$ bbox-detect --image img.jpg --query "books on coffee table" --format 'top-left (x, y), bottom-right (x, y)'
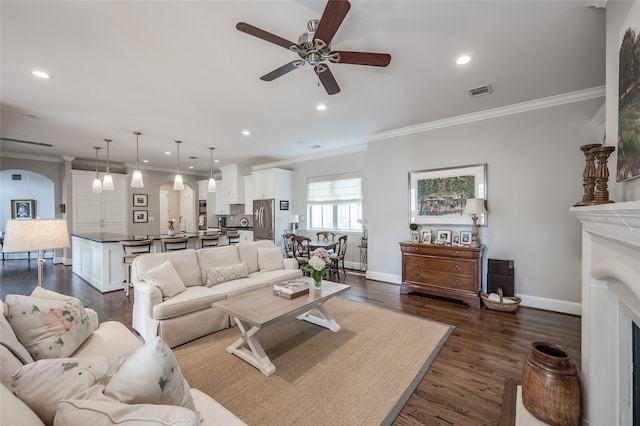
top-left (273, 280), bottom-right (310, 299)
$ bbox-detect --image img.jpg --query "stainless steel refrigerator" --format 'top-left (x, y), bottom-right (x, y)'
top-left (253, 199), bottom-right (275, 241)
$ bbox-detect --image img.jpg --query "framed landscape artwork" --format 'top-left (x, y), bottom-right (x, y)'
top-left (409, 164), bottom-right (487, 226)
top-left (617, 2), bottom-right (640, 181)
top-left (11, 199), bottom-right (36, 219)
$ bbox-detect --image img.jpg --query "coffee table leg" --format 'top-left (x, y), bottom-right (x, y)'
top-left (226, 317), bottom-right (276, 376)
top-left (297, 303), bottom-right (342, 332)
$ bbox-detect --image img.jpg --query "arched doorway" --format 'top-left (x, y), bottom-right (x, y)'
top-left (159, 183), bottom-right (195, 234)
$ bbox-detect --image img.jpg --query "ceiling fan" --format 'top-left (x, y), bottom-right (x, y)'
top-left (236, 0), bottom-right (391, 95)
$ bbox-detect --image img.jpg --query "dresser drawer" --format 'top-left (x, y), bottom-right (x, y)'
top-left (404, 255), bottom-right (473, 275)
top-left (405, 268), bottom-right (475, 291)
top-left (401, 244), bottom-right (479, 259)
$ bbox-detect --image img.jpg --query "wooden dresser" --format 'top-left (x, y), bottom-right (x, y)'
top-left (399, 242), bottom-right (484, 308)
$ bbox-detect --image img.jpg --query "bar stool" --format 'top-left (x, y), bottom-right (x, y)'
top-left (227, 232), bottom-right (240, 245)
top-left (198, 234), bottom-right (219, 248)
top-left (119, 239), bottom-right (154, 297)
top-left (161, 236), bottom-right (189, 252)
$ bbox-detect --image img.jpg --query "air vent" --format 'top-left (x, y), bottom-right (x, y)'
top-left (468, 84), bottom-right (493, 98)
top-left (0, 137), bottom-right (54, 147)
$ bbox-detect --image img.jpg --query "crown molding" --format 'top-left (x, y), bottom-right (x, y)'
top-left (367, 86), bottom-right (606, 143)
top-left (252, 143), bottom-right (368, 171)
top-left (0, 151), bottom-right (64, 163)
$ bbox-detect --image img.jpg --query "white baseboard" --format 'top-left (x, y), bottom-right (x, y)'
top-left (361, 272), bottom-right (581, 316)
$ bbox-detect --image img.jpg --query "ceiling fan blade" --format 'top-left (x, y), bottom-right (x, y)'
top-left (315, 65), bottom-right (341, 95)
top-left (334, 51), bottom-right (391, 67)
top-left (314, 0), bottom-right (351, 46)
top-left (260, 61), bottom-right (302, 81)
top-left (236, 22), bottom-right (296, 50)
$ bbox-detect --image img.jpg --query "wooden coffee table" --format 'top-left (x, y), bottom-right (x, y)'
top-left (212, 280), bottom-right (350, 376)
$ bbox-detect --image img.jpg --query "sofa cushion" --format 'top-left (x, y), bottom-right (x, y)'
top-left (191, 388), bottom-right (247, 426)
top-left (54, 399), bottom-right (199, 426)
top-left (249, 269), bottom-right (304, 286)
top-left (205, 277), bottom-right (268, 298)
top-left (206, 262), bottom-right (249, 287)
top-left (105, 336), bottom-right (197, 415)
top-left (142, 260), bottom-right (187, 298)
top-left (152, 287), bottom-right (227, 320)
top-left (133, 249), bottom-right (203, 287)
top-left (237, 240), bottom-right (276, 273)
top-left (72, 321), bottom-right (143, 358)
top-left (5, 295), bottom-right (93, 360)
top-left (0, 384), bottom-right (45, 426)
top-left (258, 247), bottom-right (284, 272)
top-left (29, 287), bottom-right (99, 330)
top-left (12, 356), bottom-right (126, 425)
top-left (196, 246), bottom-right (241, 284)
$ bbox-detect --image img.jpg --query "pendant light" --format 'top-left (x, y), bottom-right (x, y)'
top-left (207, 147), bottom-right (217, 192)
top-left (92, 147), bottom-right (102, 193)
top-left (102, 139), bottom-right (114, 190)
top-left (130, 131), bottom-right (144, 188)
top-left (173, 140), bottom-right (184, 191)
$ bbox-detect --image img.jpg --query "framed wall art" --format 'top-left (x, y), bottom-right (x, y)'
top-left (280, 200), bottom-right (289, 210)
top-left (409, 163), bottom-right (487, 226)
top-left (133, 194), bottom-right (148, 207)
top-left (133, 210), bottom-right (148, 223)
top-left (11, 199), bottom-right (36, 219)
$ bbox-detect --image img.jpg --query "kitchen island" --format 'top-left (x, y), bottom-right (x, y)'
top-left (71, 231), bottom-right (228, 293)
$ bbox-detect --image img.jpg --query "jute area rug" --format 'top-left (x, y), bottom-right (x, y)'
top-left (174, 297), bottom-right (453, 426)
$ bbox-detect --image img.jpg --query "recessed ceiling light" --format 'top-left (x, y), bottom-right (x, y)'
top-left (32, 70), bottom-right (51, 79)
top-left (143, 160), bottom-right (149, 163)
top-left (456, 56), bottom-right (471, 65)
top-left (165, 151), bottom-right (171, 155)
top-left (188, 165), bottom-right (194, 169)
top-left (316, 104), bottom-right (327, 111)
top-left (214, 159), bottom-right (219, 163)
top-left (242, 130), bottom-right (250, 136)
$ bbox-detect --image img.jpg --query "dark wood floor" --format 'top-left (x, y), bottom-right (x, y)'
top-left (1, 259), bottom-right (581, 425)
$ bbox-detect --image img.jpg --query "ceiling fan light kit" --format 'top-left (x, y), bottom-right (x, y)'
top-left (236, 0), bottom-right (391, 95)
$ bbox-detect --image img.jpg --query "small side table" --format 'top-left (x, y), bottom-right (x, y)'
top-left (358, 244), bottom-right (367, 271)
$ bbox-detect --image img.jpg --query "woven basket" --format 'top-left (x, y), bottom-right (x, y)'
top-left (481, 287), bottom-right (521, 312)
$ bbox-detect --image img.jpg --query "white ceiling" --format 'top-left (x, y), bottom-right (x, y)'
top-left (0, 1), bottom-right (605, 175)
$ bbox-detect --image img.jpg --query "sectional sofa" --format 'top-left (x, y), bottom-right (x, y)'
top-left (130, 239), bottom-right (303, 348)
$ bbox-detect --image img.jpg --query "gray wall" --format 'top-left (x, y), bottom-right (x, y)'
top-left (363, 98), bottom-right (603, 314)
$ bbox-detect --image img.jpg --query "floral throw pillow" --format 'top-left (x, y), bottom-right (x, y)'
top-left (5, 295), bottom-right (93, 360)
top-left (206, 262), bottom-right (249, 287)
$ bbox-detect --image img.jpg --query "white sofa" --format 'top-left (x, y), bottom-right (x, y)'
top-left (131, 239), bottom-right (303, 348)
top-left (0, 288), bottom-right (245, 426)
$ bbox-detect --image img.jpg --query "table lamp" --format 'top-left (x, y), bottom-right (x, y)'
top-left (462, 199), bottom-right (487, 248)
top-left (290, 215), bottom-right (299, 234)
top-left (2, 219), bottom-right (71, 287)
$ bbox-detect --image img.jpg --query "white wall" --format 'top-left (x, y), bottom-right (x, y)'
top-left (364, 98), bottom-right (603, 313)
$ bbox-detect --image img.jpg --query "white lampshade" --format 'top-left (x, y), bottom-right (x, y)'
top-left (462, 198), bottom-right (487, 216)
top-left (102, 173), bottom-right (114, 191)
top-left (208, 177), bottom-right (217, 192)
top-left (174, 174), bottom-right (184, 191)
top-left (92, 176), bottom-right (102, 193)
top-left (131, 169), bottom-right (144, 188)
top-left (290, 215), bottom-right (299, 224)
top-left (3, 219), bottom-right (71, 253)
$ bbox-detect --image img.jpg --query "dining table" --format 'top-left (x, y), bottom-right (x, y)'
top-left (308, 239), bottom-right (338, 253)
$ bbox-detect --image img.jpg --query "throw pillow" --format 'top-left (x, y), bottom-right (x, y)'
top-left (54, 399), bottom-right (198, 426)
top-left (258, 247), bottom-right (284, 272)
top-left (12, 356), bottom-right (126, 425)
top-left (5, 295), bottom-right (94, 360)
top-left (104, 336), bottom-right (197, 414)
top-left (205, 262), bottom-right (249, 287)
top-left (141, 260), bottom-right (187, 298)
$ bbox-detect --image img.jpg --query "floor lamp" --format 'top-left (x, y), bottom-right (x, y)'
top-left (2, 219), bottom-right (71, 287)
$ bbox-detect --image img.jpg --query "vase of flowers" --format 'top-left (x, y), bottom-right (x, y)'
top-left (303, 248), bottom-right (332, 289)
top-left (167, 218), bottom-right (176, 236)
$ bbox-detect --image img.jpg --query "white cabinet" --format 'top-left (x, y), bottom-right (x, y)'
top-left (214, 179), bottom-right (230, 215)
top-left (243, 175), bottom-right (253, 215)
top-left (219, 164), bottom-right (245, 205)
top-left (72, 171), bottom-right (128, 234)
top-left (197, 180), bottom-right (207, 201)
top-left (251, 168), bottom-right (293, 200)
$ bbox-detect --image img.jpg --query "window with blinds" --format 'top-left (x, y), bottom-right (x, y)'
top-left (307, 174), bottom-right (362, 231)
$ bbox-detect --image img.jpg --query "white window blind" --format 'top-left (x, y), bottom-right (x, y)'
top-left (307, 174), bottom-right (362, 231)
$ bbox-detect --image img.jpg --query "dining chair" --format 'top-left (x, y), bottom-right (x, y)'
top-left (161, 236), bottom-right (189, 252)
top-left (227, 232), bottom-right (240, 245)
top-left (291, 235), bottom-right (312, 271)
top-left (329, 235), bottom-right (348, 277)
top-left (282, 232), bottom-right (295, 258)
top-left (316, 231), bottom-right (336, 242)
top-left (198, 234), bottom-right (219, 248)
top-left (119, 239), bottom-right (154, 297)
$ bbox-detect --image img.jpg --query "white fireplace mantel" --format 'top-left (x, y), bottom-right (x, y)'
top-left (571, 201), bottom-right (640, 425)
